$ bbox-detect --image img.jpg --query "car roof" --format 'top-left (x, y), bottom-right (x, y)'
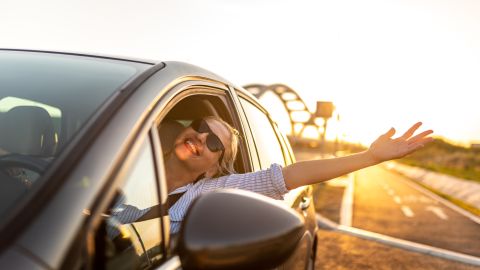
top-left (0, 48), bottom-right (254, 99)
top-left (0, 48), bottom-right (158, 65)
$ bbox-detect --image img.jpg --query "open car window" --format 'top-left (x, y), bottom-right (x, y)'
top-left (157, 92), bottom-right (248, 175)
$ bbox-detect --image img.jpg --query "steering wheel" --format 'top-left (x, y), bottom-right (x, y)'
top-left (0, 154), bottom-right (49, 173)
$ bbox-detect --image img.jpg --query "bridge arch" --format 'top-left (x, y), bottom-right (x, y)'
top-left (243, 84), bottom-right (319, 140)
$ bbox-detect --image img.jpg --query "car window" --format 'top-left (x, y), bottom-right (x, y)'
top-left (94, 140), bottom-right (164, 269)
top-left (239, 97), bottom-right (286, 169)
top-left (272, 120), bottom-right (296, 165)
top-left (159, 92), bottom-right (247, 174)
top-left (0, 50), bottom-right (152, 222)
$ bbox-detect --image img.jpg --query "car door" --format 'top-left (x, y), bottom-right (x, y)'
top-left (79, 80), bottom-right (236, 270)
top-left (149, 79), bottom-right (312, 269)
top-left (235, 91), bottom-right (318, 270)
top-left (152, 81), bottom-right (253, 179)
top-left (144, 80), bottom-right (252, 269)
top-left (78, 137), bottom-right (167, 270)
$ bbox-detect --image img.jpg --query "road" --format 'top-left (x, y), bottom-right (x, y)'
top-left (293, 147), bottom-right (480, 268)
top-left (353, 165), bottom-right (480, 257)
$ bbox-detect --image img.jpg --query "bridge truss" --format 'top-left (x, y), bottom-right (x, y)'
top-left (243, 83), bottom-right (323, 142)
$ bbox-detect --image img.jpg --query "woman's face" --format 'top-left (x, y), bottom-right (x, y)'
top-left (173, 118), bottom-right (230, 177)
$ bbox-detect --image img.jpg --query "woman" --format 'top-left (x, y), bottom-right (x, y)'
top-left (164, 116), bottom-right (433, 233)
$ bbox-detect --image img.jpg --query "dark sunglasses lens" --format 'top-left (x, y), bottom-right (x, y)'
top-left (191, 119), bottom-right (225, 152)
top-left (206, 135), bottom-right (224, 152)
top-left (190, 119), bottom-right (203, 132)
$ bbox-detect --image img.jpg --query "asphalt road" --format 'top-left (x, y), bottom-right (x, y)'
top-left (314, 229), bottom-right (480, 270)
top-left (293, 147), bottom-right (480, 268)
top-left (353, 166), bottom-right (480, 257)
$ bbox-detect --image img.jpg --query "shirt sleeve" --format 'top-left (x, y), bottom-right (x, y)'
top-left (200, 163), bottom-right (288, 199)
top-left (168, 163), bottom-right (288, 233)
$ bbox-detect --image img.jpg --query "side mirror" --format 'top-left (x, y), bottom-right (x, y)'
top-left (177, 189), bottom-right (305, 270)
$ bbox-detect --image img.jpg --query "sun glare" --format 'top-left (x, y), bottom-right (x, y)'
top-left (258, 92), bottom-right (354, 144)
top-left (257, 90), bottom-right (418, 147)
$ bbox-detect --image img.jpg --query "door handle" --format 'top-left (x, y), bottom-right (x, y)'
top-left (300, 197), bottom-right (311, 211)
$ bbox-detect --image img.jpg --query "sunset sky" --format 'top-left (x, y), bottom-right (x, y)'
top-left (2, 0), bottom-right (479, 146)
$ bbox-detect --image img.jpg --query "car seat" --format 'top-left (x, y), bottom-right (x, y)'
top-left (0, 106), bottom-right (55, 156)
top-left (158, 119), bottom-right (185, 154)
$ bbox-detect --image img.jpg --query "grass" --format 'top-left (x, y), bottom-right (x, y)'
top-left (400, 159), bottom-right (480, 184)
top-left (399, 138), bottom-right (480, 184)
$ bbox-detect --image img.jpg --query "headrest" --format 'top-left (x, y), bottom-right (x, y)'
top-left (158, 119), bottom-right (185, 153)
top-left (0, 106), bottom-right (55, 156)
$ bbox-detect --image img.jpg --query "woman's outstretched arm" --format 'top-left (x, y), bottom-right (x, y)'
top-left (282, 122), bottom-right (434, 190)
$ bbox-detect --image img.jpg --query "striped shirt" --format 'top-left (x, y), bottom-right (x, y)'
top-left (110, 163), bottom-right (287, 235)
top-left (169, 163), bottom-right (287, 233)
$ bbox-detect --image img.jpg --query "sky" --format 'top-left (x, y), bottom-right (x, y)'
top-left (2, 0), bottom-right (479, 146)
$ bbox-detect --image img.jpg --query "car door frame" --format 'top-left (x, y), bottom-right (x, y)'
top-left (232, 88), bottom-right (318, 269)
top-left (61, 76), bottom-right (244, 269)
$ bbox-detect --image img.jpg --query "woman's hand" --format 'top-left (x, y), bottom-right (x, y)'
top-left (283, 122), bottom-right (434, 190)
top-left (367, 122), bottom-right (434, 163)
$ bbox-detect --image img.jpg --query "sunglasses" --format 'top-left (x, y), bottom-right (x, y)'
top-left (190, 119), bottom-right (225, 162)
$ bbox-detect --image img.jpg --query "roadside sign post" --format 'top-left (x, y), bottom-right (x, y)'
top-left (315, 101), bottom-right (334, 153)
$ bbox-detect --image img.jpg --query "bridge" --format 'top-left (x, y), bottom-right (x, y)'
top-left (245, 83), bottom-right (480, 268)
top-left (243, 83), bottom-right (335, 149)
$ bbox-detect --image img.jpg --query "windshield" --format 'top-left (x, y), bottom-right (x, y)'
top-left (0, 50), bottom-right (152, 218)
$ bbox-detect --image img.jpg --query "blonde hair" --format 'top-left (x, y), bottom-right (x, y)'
top-left (203, 116), bottom-right (240, 178)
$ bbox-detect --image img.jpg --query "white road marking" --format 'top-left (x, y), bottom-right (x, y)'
top-left (401, 206), bottom-right (415, 217)
top-left (383, 166), bottom-right (480, 225)
top-left (393, 196), bottom-right (402, 204)
top-left (426, 206), bottom-right (449, 220)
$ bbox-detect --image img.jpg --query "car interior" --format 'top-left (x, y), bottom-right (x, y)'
top-left (1, 106), bottom-right (56, 157)
top-left (0, 98), bottom-right (59, 177)
top-left (158, 94), bottom-right (247, 174)
top-left (0, 102), bottom-right (57, 216)
top-left (94, 94), bottom-right (251, 269)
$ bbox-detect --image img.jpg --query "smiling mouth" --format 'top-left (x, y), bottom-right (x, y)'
top-left (185, 139), bottom-right (199, 156)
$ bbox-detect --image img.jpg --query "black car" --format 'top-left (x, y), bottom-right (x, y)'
top-left (0, 49), bottom-right (318, 270)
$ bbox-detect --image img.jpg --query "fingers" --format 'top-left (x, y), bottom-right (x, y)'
top-left (406, 141), bottom-right (426, 153)
top-left (407, 130), bottom-right (434, 144)
top-left (406, 137), bottom-right (434, 153)
top-left (400, 122), bottom-right (422, 139)
top-left (419, 136), bottom-right (435, 145)
top-left (381, 127), bottom-right (396, 139)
